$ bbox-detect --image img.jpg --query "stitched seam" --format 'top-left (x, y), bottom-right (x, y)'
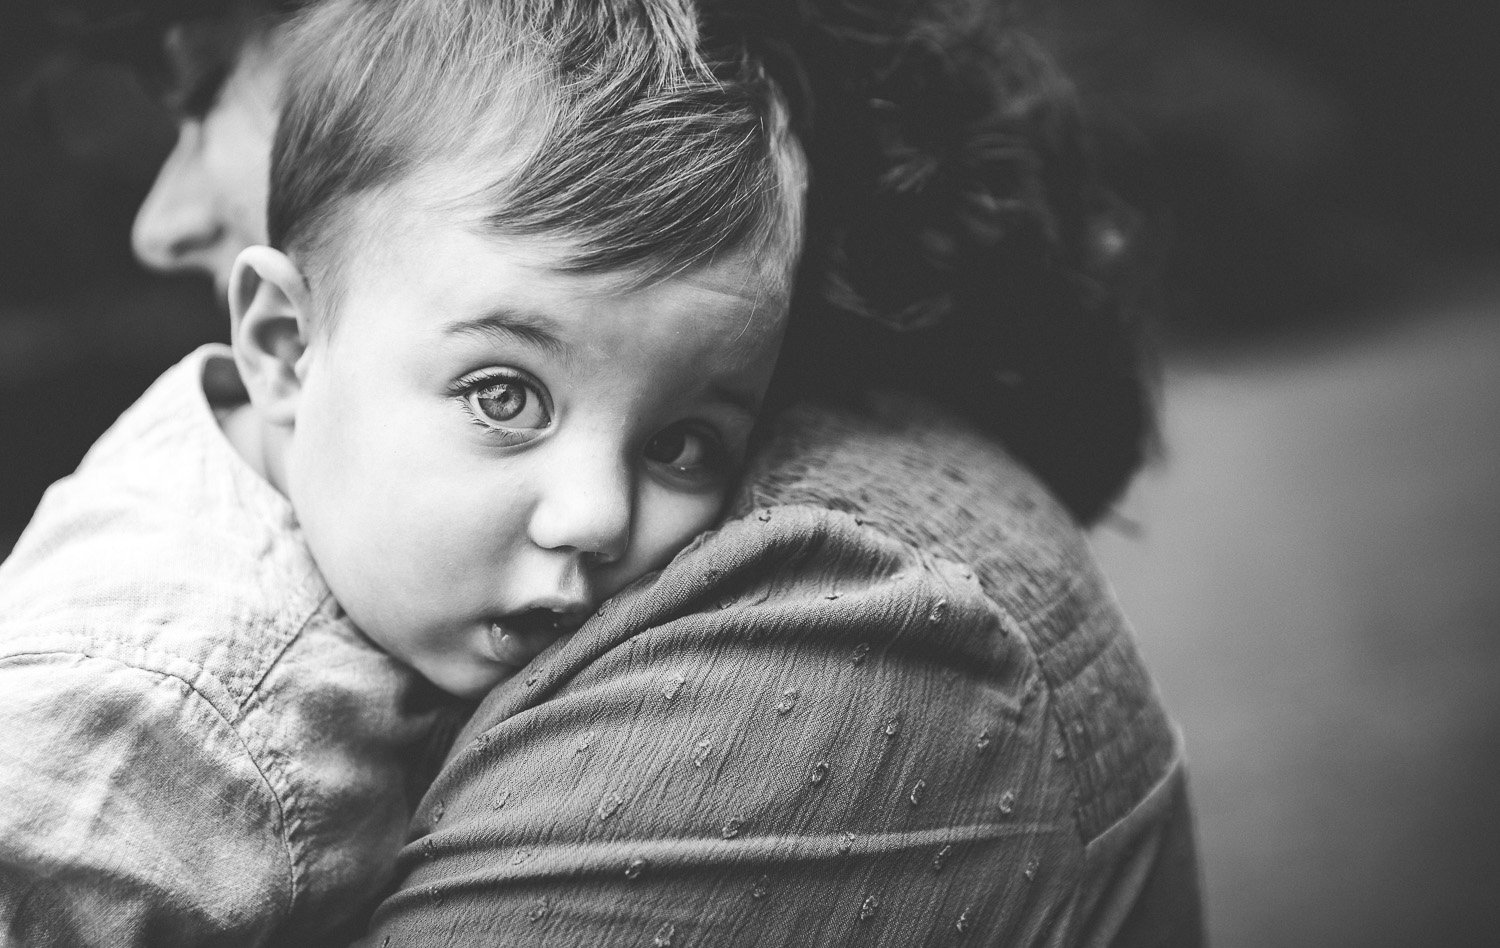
top-left (0, 649), bottom-right (298, 923)
top-left (233, 594), bottom-right (342, 912)
top-left (972, 576), bottom-right (1096, 849)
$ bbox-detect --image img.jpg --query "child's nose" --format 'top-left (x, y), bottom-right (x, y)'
top-left (131, 123), bottom-right (224, 276)
top-left (526, 450), bottom-right (633, 563)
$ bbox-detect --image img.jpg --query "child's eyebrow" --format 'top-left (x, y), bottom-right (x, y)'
top-left (441, 309), bottom-right (567, 355)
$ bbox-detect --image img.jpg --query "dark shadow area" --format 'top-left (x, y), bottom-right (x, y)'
top-left (1, 2), bottom-right (224, 542)
top-left (1056, 0), bottom-right (1500, 355)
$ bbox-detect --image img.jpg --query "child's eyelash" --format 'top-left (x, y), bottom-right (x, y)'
top-left (447, 367), bottom-right (524, 397)
top-left (459, 403), bottom-right (503, 432)
top-left (454, 396), bottom-right (535, 445)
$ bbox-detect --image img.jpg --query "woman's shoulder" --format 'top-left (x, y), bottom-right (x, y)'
top-left (727, 395), bottom-right (1178, 843)
top-left (735, 393), bottom-right (1097, 617)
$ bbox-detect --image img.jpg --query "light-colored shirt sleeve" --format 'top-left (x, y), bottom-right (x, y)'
top-left (0, 651), bottom-right (292, 947)
top-left (0, 346), bottom-right (464, 947)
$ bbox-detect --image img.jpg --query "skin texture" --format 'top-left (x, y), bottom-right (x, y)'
top-left (226, 187), bottom-right (789, 699)
top-left (131, 25), bottom-right (280, 296)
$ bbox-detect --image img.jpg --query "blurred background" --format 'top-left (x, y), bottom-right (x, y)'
top-left (2, 1), bottom-right (1497, 944)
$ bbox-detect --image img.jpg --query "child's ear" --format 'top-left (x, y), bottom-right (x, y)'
top-left (228, 246), bottom-right (314, 427)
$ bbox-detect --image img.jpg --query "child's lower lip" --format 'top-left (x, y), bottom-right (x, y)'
top-left (485, 621), bottom-right (540, 668)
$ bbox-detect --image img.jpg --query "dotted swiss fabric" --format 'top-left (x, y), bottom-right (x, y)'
top-left (363, 392), bottom-right (1197, 947)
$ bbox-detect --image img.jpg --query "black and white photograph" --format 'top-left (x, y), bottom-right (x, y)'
top-left (1, 0), bottom-right (1496, 944)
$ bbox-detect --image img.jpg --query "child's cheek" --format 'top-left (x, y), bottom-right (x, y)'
top-left (634, 487), bottom-right (726, 575)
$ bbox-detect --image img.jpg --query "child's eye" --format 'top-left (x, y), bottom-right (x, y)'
top-left (643, 422), bottom-right (728, 488)
top-left (460, 371), bottom-right (551, 440)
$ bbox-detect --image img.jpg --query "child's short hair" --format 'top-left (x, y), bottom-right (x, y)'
top-left (268, 0), bottom-right (806, 323)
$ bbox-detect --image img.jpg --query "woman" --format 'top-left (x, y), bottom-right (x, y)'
top-left (116, 0), bottom-right (1202, 943)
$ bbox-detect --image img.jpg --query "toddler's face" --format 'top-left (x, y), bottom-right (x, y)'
top-left (283, 199), bottom-right (788, 699)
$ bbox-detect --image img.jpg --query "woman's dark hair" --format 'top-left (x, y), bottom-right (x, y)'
top-left (703, 0), bottom-right (1158, 525)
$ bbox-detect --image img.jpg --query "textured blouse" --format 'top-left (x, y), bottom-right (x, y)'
top-left (361, 392), bottom-right (1204, 947)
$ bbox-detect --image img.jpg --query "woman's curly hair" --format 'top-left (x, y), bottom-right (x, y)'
top-left (702, 0), bottom-right (1158, 525)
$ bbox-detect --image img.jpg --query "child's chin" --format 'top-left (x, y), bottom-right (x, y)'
top-left (423, 661), bottom-right (504, 701)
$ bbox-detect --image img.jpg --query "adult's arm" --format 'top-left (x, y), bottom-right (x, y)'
top-left (362, 400), bottom-right (1204, 946)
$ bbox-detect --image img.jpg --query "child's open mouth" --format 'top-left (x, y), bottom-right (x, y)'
top-left (487, 608), bottom-right (587, 669)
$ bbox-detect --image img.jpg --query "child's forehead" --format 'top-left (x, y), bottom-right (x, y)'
top-left (346, 176), bottom-right (791, 305)
top-left (314, 184), bottom-right (791, 381)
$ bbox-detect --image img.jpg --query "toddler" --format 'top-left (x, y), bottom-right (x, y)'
top-left (0, 0), bottom-right (805, 944)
